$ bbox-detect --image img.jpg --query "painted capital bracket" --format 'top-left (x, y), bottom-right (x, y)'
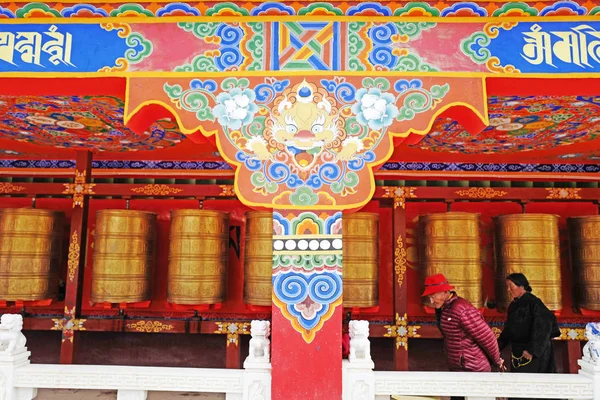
top-left (127, 76), bottom-right (485, 211)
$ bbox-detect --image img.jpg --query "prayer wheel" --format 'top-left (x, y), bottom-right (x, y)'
top-left (494, 214), bottom-right (562, 310)
top-left (167, 210), bottom-right (230, 304)
top-left (343, 213), bottom-right (379, 307)
top-left (244, 211), bottom-right (273, 306)
top-left (418, 212), bottom-right (482, 308)
top-left (568, 216), bottom-right (600, 311)
top-left (91, 210), bottom-right (157, 303)
top-left (0, 208), bottom-right (65, 301)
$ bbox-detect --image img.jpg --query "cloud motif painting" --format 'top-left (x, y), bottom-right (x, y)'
top-left (160, 76), bottom-right (452, 210)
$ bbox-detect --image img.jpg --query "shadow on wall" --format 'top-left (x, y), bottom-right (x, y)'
top-left (23, 330), bottom-right (229, 368)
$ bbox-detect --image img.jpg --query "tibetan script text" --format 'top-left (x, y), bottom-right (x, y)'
top-left (0, 25), bottom-right (74, 67)
top-left (522, 24), bottom-right (600, 68)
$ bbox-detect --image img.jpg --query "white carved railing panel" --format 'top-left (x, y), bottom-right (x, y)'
top-left (0, 316), bottom-right (272, 400)
top-left (373, 371), bottom-right (594, 399)
top-left (1, 315), bottom-right (599, 400)
top-left (346, 321), bottom-right (600, 400)
top-left (14, 364), bottom-right (244, 392)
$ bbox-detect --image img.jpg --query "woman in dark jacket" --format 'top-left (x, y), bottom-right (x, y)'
top-left (498, 273), bottom-right (558, 374)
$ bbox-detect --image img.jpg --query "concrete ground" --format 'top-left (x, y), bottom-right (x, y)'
top-left (35, 390), bottom-right (224, 399)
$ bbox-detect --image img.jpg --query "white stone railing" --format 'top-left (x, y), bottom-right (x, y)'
top-left (345, 320), bottom-right (600, 400)
top-left (2, 314), bottom-right (600, 400)
top-left (0, 315), bottom-right (272, 400)
top-left (15, 364), bottom-right (246, 400)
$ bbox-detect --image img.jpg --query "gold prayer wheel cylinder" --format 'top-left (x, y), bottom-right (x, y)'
top-left (91, 210), bottom-right (157, 303)
top-left (494, 214), bottom-right (562, 311)
top-left (343, 213), bottom-right (379, 307)
top-left (418, 212), bottom-right (483, 308)
top-left (568, 216), bottom-right (600, 311)
top-left (0, 208), bottom-right (65, 301)
top-left (244, 211), bottom-right (273, 306)
top-left (167, 210), bottom-right (230, 304)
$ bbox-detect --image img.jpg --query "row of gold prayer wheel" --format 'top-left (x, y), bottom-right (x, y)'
top-left (92, 210), bottom-right (379, 306)
top-left (245, 212), bottom-right (379, 307)
top-left (0, 208), bottom-right (380, 307)
top-left (91, 209), bottom-right (230, 304)
top-left (4, 207), bottom-right (598, 311)
top-left (419, 212), bottom-right (600, 311)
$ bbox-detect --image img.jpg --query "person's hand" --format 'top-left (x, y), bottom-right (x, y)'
top-left (522, 350), bottom-right (533, 360)
top-left (497, 358), bottom-right (506, 372)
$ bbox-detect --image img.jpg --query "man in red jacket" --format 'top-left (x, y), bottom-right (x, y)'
top-left (423, 274), bottom-right (504, 389)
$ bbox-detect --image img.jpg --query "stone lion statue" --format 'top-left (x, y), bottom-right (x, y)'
top-left (0, 314), bottom-right (27, 354)
top-left (349, 320), bottom-right (371, 362)
top-left (248, 320), bottom-right (270, 363)
top-left (583, 322), bottom-right (600, 365)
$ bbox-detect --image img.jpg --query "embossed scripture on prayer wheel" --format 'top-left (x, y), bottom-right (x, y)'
top-left (168, 210), bottom-right (230, 304)
top-left (418, 212), bottom-right (482, 308)
top-left (568, 216), bottom-right (600, 311)
top-left (0, 208), bottom-right (65, 301)
top-left (494, 214), bottom-right (562, 310)
top-left (244, 211), bottom-right (273, 306)
top-left (91, 210), bottom-right (157, 303)
top-left (343, 213), bottom-right (379, 307)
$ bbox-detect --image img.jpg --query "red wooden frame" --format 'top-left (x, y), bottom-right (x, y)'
top-left (0, 156), bottom-right (595, 371)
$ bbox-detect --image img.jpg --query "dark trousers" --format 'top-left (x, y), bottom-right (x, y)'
top-left (509, 349), bottom-right (556, 400)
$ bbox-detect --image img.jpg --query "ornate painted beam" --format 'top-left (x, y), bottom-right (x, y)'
top-left (4, 7), bottom-right (600, 399)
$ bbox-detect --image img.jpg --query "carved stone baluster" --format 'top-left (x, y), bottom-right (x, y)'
top-left (0, 314), bottom-right (37, 400)
top-left (344, 320), bottom-right (375, 400)
top-left (243, 320), bottom-right (271, 400)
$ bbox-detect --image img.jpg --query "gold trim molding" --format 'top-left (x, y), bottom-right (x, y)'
top-left (455, 187), bottom-right (507, 199)
top-left (131, 184), bottom-right (183, 196)
top-left (384, 313), bottom-right (420, 350)
top-left (63, 170), bottom-right (95, 208)
top-left (215, 321), bottom-right (251, 347)
top-left (557, 327), bottom-right (586, 340)
top-left (127, 320), bottom-right (174, 333)
top-left (394, 236), bottom-right (407, 289)
top-left (52, 307), bottom-right (86, 343)
top-left (382, 187), bottom-right (417, 209)
top-left (0, 182), bottom-right (25, 194)
top-left (546, 188), bottom-right (582, 200)
top-left (67, 232), bottom-right (80, 282)
top-left (219, 185), bottom-right (236, 196)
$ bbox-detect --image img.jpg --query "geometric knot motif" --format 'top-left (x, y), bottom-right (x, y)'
top-left (271, 22), bottom-right (341, 70)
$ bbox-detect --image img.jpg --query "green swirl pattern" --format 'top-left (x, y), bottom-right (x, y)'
top-left (274, 254), bottom-right (343, 270)
top-left (290, 187), bottom-right (319, 206)
top-left (397, 84), bottom-right (450, 121)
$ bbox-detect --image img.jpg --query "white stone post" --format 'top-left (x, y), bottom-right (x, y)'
top-left (579, 358), bottom-right (600, 400)
top-left (580, 322), bottom-right (600, 400)
top-left (117, 390), bottom-right (148, 400)
top-left (0, 314), bottom-right (37, 400)
top-left (343, 320), bottom-right (375, 400)
top-left (241, 320), bottom-right (271, 400)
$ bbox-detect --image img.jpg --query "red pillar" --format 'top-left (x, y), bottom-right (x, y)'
top-left (271, 210), bottom-right (343, 399)
top-left (392, 201), bottom-right (409, 370)
top-left (60, 150), bottom-right (93, 364)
